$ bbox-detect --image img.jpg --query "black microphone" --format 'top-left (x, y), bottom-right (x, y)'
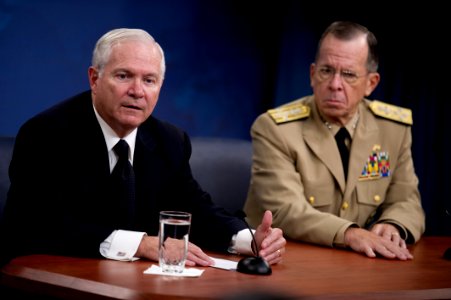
top-left (234, 210), bottom-right (272, 275)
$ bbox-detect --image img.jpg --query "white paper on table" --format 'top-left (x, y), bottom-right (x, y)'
top-left (143, 265), bottom-right (204, 277)
top-left (210, 257), bottom-right (238, 270)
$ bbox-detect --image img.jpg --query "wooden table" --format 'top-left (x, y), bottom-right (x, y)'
top-left (1, 236), bottom-right (450, 299)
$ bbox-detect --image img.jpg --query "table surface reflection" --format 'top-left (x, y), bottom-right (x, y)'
top-left (1, 236), bottom-right (451, 299)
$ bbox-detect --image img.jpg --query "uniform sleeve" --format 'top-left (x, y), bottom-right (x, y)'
top-left (375, 126), bottom-right (425, 243)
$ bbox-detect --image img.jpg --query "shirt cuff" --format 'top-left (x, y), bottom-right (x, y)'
top-left (99, 229), bottom-right (146, 261)
top-left (228, 228), bottom-right (254, 255)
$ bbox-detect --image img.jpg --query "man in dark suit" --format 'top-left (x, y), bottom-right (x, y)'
top-left (1, 28), bottom-right (285, 266)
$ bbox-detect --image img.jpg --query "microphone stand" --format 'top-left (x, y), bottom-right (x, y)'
top-left (235, 211), bottom-right (272, 275)
top-left (242, 213), bottom-right (259, 256)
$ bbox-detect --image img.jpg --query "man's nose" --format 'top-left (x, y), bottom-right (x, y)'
top-left (328, 72), bottom-right (344, 89)
top-left (129, 79), bottom-right (145, 98)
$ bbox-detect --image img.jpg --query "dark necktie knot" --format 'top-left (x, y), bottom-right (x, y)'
top-left (335, 127), bottom-right (350, 180)
top-left (335, 127), bottom-right (350, 144)
top-left (113, 140), bottom-right (132, 179)
top-left (114, 139), bottom-right (130, 162)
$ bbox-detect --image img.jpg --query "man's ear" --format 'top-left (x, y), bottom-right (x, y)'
top-left (365, 72), bottom-right (380, 97)
top-left (88, 67), bottom-right (99, 90)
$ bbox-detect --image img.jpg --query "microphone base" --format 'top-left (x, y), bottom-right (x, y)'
top-left (236, 256), bottom-right (272, 275)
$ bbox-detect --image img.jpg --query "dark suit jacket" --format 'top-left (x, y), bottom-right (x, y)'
top-left (1, 91), bottom-right (245, 263)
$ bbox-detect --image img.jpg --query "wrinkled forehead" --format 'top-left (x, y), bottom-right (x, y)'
top-left (317, 35), bottom-right (368, 68)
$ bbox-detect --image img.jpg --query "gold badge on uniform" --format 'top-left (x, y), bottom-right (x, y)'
top-left (359, 145), bottom-right (390, 180)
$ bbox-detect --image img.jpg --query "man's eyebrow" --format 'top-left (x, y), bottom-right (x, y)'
top-left (113, 68), bottom-right (131, 73)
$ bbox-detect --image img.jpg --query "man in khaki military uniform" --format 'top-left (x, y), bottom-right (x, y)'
top-left (244, 21), bottom-right (425, 260)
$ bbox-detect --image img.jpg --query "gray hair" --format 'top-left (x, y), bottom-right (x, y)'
top-left (315, 21), bottom-right (379, 73)
top-left (92, 28), bottom-right (166, 79)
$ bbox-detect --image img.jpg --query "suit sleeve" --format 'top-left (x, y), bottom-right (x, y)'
top-left (2, 109), bottom-right (116, 261)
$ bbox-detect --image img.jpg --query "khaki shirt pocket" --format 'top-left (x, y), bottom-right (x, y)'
top-left (356, 178), bottom-right (390, 226)
top-left (303, 182), bottom-right (340, 213)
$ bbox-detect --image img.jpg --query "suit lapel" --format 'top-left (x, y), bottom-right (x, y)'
top-left (303, 102), bottom-right (346, 191)
top-left (76, 93), bottom-right (110, 177)
top-left (133, 123), bottom-right (162, 223)
top-left (344, 101), bottom-right (379, 197)
top-left (134, 124), bottom-right (158, 192)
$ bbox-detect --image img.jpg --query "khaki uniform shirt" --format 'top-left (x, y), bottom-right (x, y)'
top-left (244, 96), bottom-right (425, 246)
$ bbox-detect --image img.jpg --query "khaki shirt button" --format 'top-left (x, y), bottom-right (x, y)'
top-left (374, 195), bottom-right (381, 202)
top-left (342, 201), bottom-right (349, 210)
top-left (308, 196), bottom-right (315, 205)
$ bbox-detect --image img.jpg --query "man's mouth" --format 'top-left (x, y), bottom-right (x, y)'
top-left (123, 104), bottom-right (141, 110)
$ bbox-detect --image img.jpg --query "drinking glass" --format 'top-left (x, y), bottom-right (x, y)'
top-left (158, 211), bottom-right (191, 273)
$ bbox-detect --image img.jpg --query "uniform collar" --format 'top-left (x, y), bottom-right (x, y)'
top-left (322, 111), bottom-right (360, 138)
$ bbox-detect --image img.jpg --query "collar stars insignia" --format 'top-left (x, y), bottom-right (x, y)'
top-left (369, 100), bottom-right (413, 125)
top-left (268, 103), bottom-right (310, 124)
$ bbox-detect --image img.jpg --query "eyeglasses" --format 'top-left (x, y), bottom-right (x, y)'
top-left (316, 66), bottom-right (367, 84)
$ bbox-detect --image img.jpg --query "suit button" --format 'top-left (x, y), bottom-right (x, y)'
top-left (342, 201), bottom-right (349, 210)
top-left (308, 196), bottom-right (315, 205)
top-left (374, 195), bottom-right (381, 202)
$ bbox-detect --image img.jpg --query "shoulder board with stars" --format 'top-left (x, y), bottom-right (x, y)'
top-left (267, 103), bottom-right (310, 124)
top-left (369, 100), bottom-right (413, 125)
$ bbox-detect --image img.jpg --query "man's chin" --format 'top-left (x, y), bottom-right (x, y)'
top-left (118, 115), bottom-right (144, 129)
top-left (321, 107), bottom-right (348, 122)
top-left (322, 105), bottom-right (344, 115)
